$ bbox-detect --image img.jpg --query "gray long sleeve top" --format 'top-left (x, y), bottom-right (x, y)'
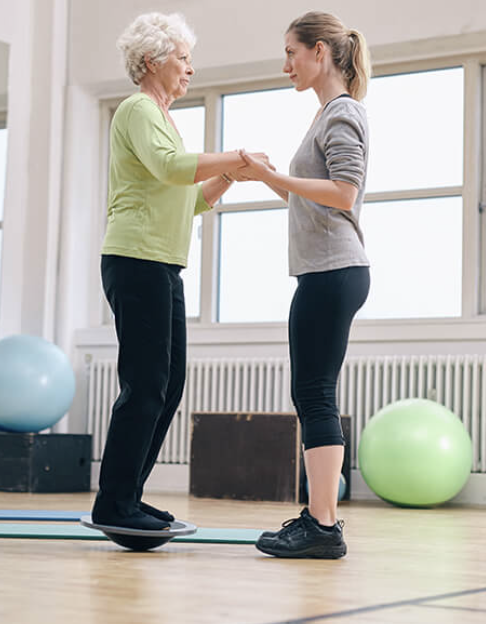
top-left (288, 95), bottom-right (370, 276)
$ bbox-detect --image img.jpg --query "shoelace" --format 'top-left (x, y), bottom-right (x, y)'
top-left (278, 513), bottom-right (306, 536)
top-left (280, 514), bottom-right (345, 532)
top-left (281, 516), bottom-right (301, 529)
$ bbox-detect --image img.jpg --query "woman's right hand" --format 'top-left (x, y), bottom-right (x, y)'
top-left (236, 152), bottom-right (270, 167)
top-left (228, 152), bottom-right (275, 181)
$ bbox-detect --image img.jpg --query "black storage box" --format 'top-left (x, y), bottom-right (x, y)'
top-left (190, 412), bottom-right (352, 504)
top-left (0, 433), bottom-right (92, 492)
top-left (190, 412), bottom-right (301, 502)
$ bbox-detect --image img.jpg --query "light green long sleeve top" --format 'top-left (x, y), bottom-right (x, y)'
top-left (102, 92), bottom-right (211, 266)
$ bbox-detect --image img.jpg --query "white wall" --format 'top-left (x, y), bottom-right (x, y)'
top-left (0, 0), bottom-right (35, 337)
top-left (68, 0), bottom-right (486, 86)
top-left (0, 0), bottom-right (68, 343)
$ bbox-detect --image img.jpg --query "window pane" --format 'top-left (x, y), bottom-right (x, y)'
top-left (219, 209), bottom-right (295, 322)
top-left (183, 214), bottom-right (202, 318)
top-left (171, 105), bottom-right (205, 317)
top-left (171, 105), bottom-right (205, 153)
top-left (0, 128), bottom-right (7, 220)
top-left (365, 68), bottom-right (464, 193)
top-left (222, 88), bottom-right (318, 203)
top-left (358, 196), bottom-right (462, 319)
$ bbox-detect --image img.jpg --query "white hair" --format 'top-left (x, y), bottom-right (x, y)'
top-left (117, 12), bottom-right (196, 86)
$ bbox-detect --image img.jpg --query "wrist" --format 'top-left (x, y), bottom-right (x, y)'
top-left (235, 148), bottom-right (246, 168)
top-left (262, 168), bottom-right (276, 183)
top-left (220, 173), bottom-right (233, 184)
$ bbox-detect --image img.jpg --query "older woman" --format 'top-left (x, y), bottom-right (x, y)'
top-left (239, 12), bottom-right (371, 558)
top-left (92, 12), bottom-right (266, 530)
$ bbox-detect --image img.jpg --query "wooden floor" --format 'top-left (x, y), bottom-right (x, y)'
top-left (0, 492), bottom-right (485, 624)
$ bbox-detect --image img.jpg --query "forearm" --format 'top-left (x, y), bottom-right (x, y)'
top-left (262, 171), bottom-right (357, 211)
top-left (201, 175), bottom-right (233, 207)
top-left (265, 181), bottom-right (289, 203)
top-left (194, 152), bottom-right (244, 183)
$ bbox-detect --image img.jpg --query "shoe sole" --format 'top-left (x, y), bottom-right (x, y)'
top-left (255, 542), bottom-right (347, 559)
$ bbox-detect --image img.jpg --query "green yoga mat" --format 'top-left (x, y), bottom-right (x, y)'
top-left (0, 523), bottom-right (263, 544)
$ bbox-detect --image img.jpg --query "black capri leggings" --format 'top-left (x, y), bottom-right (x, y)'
top-left (289, 266), bottom-right (370, 450)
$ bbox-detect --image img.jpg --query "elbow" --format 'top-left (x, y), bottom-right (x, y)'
top-left (332, 193), bottom-right (354, 211)
top-left (159, 151), bottom-right (200, 185)
top-left (158, 167), bottom-right (195, 186)
top-left (341, 199), bottom-right (355, 211)
top-left (334, 180), bottom-right (359, 211)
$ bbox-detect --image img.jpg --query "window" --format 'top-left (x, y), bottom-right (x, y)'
top-left (365, 68), bottom-right (464, 193)
top-left (221, 87), bottom-right (317, 203)
top-left (217, 87), bottom-right (320, 322)
top-left (480, 65), bottom-right (486, 314)
top-left (0, 121), bottom-right (7, 282)
top-left (219, 208), bottom-right (294, 322)
top-left (218, 68), bottom-right (465, 322)
top-left (360, 196), bottom-right (462, 318)
top-left (359, 67), bottom-right (464, 319)
top-left (170, 104), bottom-right (205, 318)
top-left (98, 51), bottom-right (483, 335)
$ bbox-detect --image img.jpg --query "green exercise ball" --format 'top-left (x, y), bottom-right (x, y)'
top-left (358, 398), bottom-right (473, 507)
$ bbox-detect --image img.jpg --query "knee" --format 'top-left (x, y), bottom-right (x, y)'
top-left (293, 377), bottom-right (337, 412)
top-left (303, 414), bottom-right (345, 448)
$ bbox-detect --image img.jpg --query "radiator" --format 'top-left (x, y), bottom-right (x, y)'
top-left (87, 358), bottom-right (292, 464)
top-left (86, 355), bottom-right (486, 473)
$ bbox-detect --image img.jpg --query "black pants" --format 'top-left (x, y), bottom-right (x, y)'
top-left (289, 266), bottom-right (370, 450)
top-left (96, 254), bottom-right (186, 515)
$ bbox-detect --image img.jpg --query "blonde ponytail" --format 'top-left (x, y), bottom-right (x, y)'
top-left (347, 29), bottom-right (371, 100)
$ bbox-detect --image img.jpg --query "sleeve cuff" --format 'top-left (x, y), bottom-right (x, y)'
top-left (194, 184), bottom-right (212, 215)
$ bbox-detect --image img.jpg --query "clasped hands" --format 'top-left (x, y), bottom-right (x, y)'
top-left (226, 149), bottom-right (276, 183)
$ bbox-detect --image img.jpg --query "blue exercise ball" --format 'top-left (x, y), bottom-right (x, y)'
top-left (305, 473), bottom-right (347, 501)
top-left (338, 474), bottom-right (347, 501)
top-left (358, 398), bottom-right (473, 507)
top-left (0, 335), bottom-right (75, 433)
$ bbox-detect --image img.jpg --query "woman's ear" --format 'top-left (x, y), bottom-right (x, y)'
top-left (144, 53), bottom-right (155, 74)
top-left (315, 41), bottom-right (327, 60)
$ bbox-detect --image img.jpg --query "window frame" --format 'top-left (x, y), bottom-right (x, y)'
top-left (95, 46), bottom-right (486, 346)
top-left (0, 111), bottom-right (6, 248)
top-left (479, 64), bottom-right (486, 314)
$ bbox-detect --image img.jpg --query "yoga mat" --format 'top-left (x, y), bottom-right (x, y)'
top-left (0, 523), bottom-right (263, 544)
top-left (0, 510), bottom-right (86, 521)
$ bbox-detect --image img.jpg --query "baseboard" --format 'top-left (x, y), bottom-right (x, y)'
top-left (350, 469), bottom-right (486, 506)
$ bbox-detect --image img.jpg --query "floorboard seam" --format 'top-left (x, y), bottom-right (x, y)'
top-left (264, 586), bottom-right (486, 624)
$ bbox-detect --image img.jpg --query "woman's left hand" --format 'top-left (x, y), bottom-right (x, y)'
top-left (238, 149), bottom-right (275, 181)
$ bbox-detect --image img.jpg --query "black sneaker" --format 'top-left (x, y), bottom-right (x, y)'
top-left (256, 508), bottom-right (346, 559)
top-left (139, 501), bottom-right (175, 523)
